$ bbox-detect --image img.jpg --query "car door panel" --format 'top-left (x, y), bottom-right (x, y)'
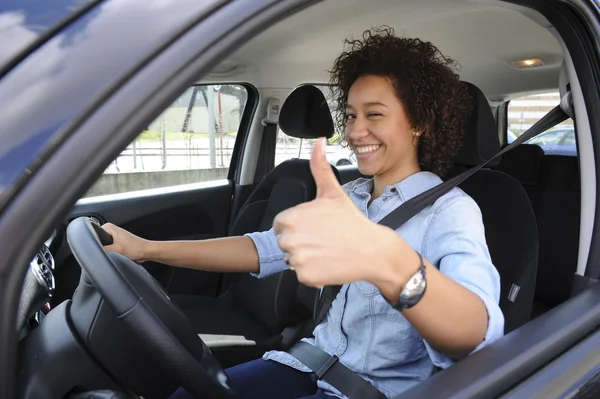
top-left (500, 328), bottom-right (600, 399)
top-left (73, 183), bottom-right (232, 241)
top-left (50, 181), bottom-right (234, 306)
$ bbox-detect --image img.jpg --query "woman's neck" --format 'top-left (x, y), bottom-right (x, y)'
top-left (371, 163), bottom-right (421, 201)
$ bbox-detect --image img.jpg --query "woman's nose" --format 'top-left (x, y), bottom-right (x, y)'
top-left (346, 116), bottom-right (369, 142)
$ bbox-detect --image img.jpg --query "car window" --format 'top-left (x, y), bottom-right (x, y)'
top-left (527, 130), bottom-right (568, 145)
top-left (84, 84), bottom-right (248, 198)
top-left (274, 85), bottom-right (354, 167)
top-left (508, 92), bottom-right (575, 156)
top-left (563, 130), bottom-right (576, 146)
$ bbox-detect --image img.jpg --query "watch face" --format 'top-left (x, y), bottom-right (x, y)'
top-left (392, 260), bottom-right (427, 311)
top-left (396, 268), bottom-right (427, 311)
top-left (403, 270), bottom-right (426, 298)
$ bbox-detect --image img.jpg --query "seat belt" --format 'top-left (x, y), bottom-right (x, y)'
top-left (291, 105), bottom-right (568, 399)
top-left (254, 98), bottom-right (281, 184)
top-left (254, 122), bottom-right (277, 184)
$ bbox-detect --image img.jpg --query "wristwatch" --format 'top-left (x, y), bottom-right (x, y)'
top-left (392, 251), bottom-right (427, 311)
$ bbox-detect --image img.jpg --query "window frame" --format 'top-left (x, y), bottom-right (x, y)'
top-left (2, 0), bottom-right (600, 398)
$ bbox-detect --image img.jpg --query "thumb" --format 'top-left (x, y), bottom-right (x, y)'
top-left (310, 138), bottom-right (344, 198)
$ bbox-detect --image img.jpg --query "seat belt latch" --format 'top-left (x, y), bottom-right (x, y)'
top-left (262, 97), bottom-right (281, 126)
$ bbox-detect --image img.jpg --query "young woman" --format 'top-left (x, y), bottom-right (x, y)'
top-left (104, 28), bottom-right (504, 399)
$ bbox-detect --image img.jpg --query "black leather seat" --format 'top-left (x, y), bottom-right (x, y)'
top-left (495, 145), bottom-right (581, 317)
top-left (173, 85), bottom-right (338, 367)
top-left (534, 155), bottom-right (581, 315)
top-left (449, 82), bottom-right (539, 333)
top-left (495, 144), bottom-right (545, 217)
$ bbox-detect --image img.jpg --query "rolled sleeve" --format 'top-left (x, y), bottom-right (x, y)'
top-left (422, 192), bottom-right (505, 369)
top-left (244, 228), bottom-right (289, 279)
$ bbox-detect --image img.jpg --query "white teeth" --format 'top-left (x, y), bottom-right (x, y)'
top-left (355, 145), bottom-right (380, 154)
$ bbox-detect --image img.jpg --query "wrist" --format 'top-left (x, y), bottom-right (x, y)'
top-left (367, 226), bottom-right (418, 304)
top-left (139, 239), bottom-right (155, 261)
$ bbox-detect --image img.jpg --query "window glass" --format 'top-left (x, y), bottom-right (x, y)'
top-left (508, 92), bottom-right (575, 156)
top-left (84, 84), bottom-right (248, 197)
top-left (527, 130), bottom-right (567, 146)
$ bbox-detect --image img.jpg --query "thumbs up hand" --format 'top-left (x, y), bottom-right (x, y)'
top-left (309, 138), bottom-right (350, 200)
top-left (273, 138), bottom-right (407, 288)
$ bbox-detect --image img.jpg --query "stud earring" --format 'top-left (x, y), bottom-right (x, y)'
top-left (412, 130), bottom-right (421, 137)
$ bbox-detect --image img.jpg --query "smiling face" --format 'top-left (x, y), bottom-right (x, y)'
top-left (345, 75), bottom-right (420, 185)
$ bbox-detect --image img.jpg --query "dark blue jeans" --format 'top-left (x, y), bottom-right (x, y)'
top-left (169, 358), bottom-right (331, 399)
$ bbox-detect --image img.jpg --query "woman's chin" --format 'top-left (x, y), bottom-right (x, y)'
top-left (357, 163), bottom-right (378, 177)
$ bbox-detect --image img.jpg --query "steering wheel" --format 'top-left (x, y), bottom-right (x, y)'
top-left (66, 217), bottom-right (236, 398)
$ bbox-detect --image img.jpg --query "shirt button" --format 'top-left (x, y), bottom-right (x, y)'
top-left (390, 187), bottom-right (397, 193)
top-left (383, 197), bottom-right (388, 201)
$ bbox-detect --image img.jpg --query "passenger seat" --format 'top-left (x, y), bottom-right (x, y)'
top-left (494, 144), bottom-right (581, 316)
top-left (448, 82), bottom-right (539, 333)
top-left (495, 144), bottom-right (545, 216)
top-left (172, 85), bottom-right (339, 368)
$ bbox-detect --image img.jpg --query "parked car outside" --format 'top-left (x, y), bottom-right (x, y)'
top-left (508, 126), bottom-right (576, 156)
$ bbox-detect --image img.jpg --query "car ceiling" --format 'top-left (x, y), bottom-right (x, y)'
top-left (202, 0), bottom-right (563, 101)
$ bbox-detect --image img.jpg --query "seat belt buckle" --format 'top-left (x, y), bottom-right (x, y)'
top-left (315, 354), bottom-right (339, 380)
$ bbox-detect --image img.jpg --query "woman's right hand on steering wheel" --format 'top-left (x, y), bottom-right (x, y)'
top-left (102, 223), bottom-right (150, 263)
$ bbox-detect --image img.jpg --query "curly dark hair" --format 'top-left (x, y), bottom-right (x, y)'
top-left (329, 27), bottom-right (471, 176)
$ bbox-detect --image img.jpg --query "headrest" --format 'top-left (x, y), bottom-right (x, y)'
top-left (279, 85), bottom-right (334, 139)
top-left (455, 82), bottom-right (501, 167)
top-left (496, 144), bottom-right (544, 186)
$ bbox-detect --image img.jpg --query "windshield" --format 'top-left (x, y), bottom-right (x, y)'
top-left (0, 0), bottom-right (95, 67)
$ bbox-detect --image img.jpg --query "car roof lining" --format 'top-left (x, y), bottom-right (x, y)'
top-left (198, 0), bottom-right (563, 101)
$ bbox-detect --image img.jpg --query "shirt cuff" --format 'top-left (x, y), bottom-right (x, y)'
top-left (423, 283), bottom-right (505, 369)
top-left (244, 229), bottom-right (288, 279)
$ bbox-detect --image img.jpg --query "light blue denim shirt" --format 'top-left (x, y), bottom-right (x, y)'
top-left (245, 171), bottom-right (504, 398)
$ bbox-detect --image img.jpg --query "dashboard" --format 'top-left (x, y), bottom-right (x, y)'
top-left (17, 242), bottom-right (56, 336)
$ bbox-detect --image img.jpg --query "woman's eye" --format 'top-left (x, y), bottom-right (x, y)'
top-left (367, 113), bottom-right (382, 118)
top-left (345, 114), bottom-right (356, 121)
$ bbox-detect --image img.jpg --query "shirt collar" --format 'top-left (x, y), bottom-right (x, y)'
top-left (347, 172), bottom-right (443, 202)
